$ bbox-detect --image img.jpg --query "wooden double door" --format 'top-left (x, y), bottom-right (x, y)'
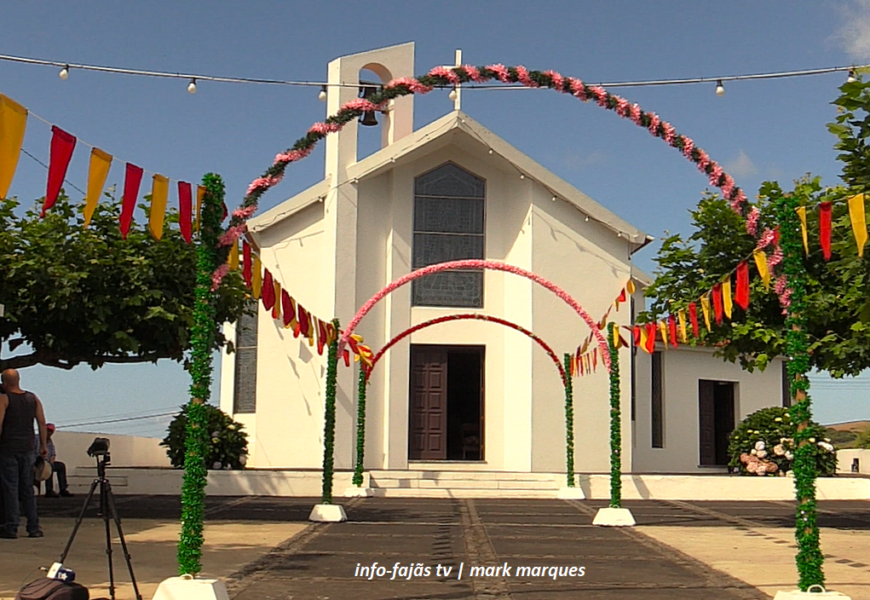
top-left (408, 345), bottom-right (484, 461)
top-left (698, 380), bottom-right (736, 466)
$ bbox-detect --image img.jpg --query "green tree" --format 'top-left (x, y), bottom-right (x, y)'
top-left (0, 193), bottom-right (248, 370)
top-left (642, 78), bottom-right (870, 377)
top-left (856, 426), bottom-right (870, 449)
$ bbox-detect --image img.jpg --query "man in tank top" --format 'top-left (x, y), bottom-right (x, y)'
top-left (0, 369), bottom-right (47, 539)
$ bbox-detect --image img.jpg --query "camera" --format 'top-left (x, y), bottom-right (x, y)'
top-left (87, 437), bottom-right (110, 458)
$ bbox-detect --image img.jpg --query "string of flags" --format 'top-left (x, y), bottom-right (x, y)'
top-left (569, 278), bottom-right (634, 377)
top-left (797, 193), bottom-right (868, 259)
top-left (0, 92), bottom-right (217, 240)
top-left (226, 237), bottom-right (373, 367)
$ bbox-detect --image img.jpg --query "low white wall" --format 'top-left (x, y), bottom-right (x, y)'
top-left (837, 449), bottom-right (870, 475)
top-left (52, 431), bottom-right (170, 468)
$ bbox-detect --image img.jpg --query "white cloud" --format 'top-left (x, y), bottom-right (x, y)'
top-left (723, 151), bottom-right (759, 178)
top-left (836, 0), bottom-right (870, 61)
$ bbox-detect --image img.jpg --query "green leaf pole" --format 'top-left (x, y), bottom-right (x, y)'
top-left (178, 173), bottom-right (223, 575)
top-left (563, 353), bottom-right (575, 487)
top-left (777, 193), bottom-right (824, 590)
top-left (352, 365), bottom-right (367, 487)
top-left (607, 322), bottom-right (623, 508)
top-left (321, 318), bottom-right (340, 504)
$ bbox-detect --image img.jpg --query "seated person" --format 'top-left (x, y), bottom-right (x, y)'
top-left (36, 424), bottom-right (73, 498)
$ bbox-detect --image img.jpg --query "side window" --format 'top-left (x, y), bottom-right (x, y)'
top-left (233, 303), bottom-right (258, 414)
top-left (412, 163), bottom-right (485, 307)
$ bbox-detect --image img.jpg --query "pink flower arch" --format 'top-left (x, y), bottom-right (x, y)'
top-left (366, 313), bottom-right (568, 386)
top-left (339, 259), bottom-right (611, 372)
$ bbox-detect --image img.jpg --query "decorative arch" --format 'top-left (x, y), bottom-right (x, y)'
top-left (366, 313), bottom-right (567, 385)
top-left (339, 259), bottom-right (611, 371)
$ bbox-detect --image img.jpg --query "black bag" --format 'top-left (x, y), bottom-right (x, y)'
top-left (15, 579), bottom-right (89, 600)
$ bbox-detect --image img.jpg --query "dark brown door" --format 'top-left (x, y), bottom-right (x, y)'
top-left (409, 346), bottom-right (448, 460)
top-left (699, 380), bottom-right (735, 466)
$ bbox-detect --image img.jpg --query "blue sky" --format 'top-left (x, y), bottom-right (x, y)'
top-left (2, 1), bottom-right (870, 438)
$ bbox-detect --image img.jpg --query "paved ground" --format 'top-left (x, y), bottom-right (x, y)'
top-left (1, 496), bottom-right (868, 599)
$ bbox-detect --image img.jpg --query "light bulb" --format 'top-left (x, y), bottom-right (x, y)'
top-left (847, 69), bottom-right (857, 83)
top-left (318, 85), bottom-right (327, 101)
top-left (585, 214), bottom-right (590, 222)
top-left (187, 78), bottom-right (197, 94)
top-left (448, 88), bottom-right (458, 101)
top-left (715, 80), bottom-right (725, 96)
top-left (59, 65), bottom-right (69, 80)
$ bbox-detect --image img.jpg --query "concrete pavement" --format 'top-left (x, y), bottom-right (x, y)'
top-left (1, 495), bottom-right (868, 599)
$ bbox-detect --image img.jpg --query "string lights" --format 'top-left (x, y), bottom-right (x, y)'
top-left (0, 52), bottom-right (865, 97)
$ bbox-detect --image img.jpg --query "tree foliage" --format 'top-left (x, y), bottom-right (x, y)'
top-left (642, 79), bottom-right (870, 377)
top-left (0, 194), bottom-right (248, 370)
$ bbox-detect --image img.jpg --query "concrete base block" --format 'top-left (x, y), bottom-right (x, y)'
top-left (592, 507), bottom-right (636, 527)
top-left (151, 575), bottom-right (230, 600)
top-left (344, 486), bottom-right (374, 498)
top-left (557, 486), bottom-right (585, 499)
top-left (309, 503), bottom-right (347, 522)
top-left (773, 586), bottom-right (851, 599)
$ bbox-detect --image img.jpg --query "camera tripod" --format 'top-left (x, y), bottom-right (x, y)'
top-left (58, 452), bottom-right (141, 600)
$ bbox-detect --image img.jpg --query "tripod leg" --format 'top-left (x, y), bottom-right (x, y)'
top-left (59, 478), bottom-right (100, 564)
top-left (104, 481), bottom-right (142, 600)
top-left (101, 480), bottom-right (116, 600)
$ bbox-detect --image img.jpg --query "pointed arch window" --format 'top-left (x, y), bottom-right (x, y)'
top-left (412, 163), bottom-right (485, 307)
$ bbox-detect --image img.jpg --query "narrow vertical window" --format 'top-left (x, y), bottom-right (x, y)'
top-left (651, 351), bottom-right (663, 448)
top-left (233, 303), bottom-right (258, 414)
top-left (781, 361), bottom-right (791, 408)
top-left (412, 163), bottom-right (485, 307)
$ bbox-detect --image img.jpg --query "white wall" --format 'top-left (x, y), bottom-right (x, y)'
top-left (837, 449), bottom-right (870, 475)
top-left (51, 431), bottom-right (169, 468)
top-left (632, 346), bottom-right (785, 473)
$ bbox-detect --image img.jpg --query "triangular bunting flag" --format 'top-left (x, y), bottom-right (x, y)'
top-left (848, 194), bottom-right (868, 257)
top-left (735, 261), bottom-right (750, 310)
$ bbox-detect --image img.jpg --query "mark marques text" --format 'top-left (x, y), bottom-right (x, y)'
top-left (355, 561), bottom-right (585, 581)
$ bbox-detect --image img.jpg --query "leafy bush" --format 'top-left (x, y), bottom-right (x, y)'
top-left (161, 403), bottom-right (249, 469)
top-left (856, 426), bottom-right (870, 450)
top-left (728, 407), bottom-right (836, 477)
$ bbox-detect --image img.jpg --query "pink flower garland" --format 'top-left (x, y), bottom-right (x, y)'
top-left (746, 207), bottom-right (761, 237)
top-left (210, 264), bottom-right (230, 292)
top-left (339, 259), bottom-right (612, 372)
top-left (218, 223), bottom-right (248, 247)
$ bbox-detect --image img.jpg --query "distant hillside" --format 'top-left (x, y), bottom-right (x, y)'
top-left (824, 420), bottom-right (870, 449)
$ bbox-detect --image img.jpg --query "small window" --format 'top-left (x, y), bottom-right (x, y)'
top-left (412, 163), bottom-right (485, 307)
top-left (233, 303), bottom-right (258, 414)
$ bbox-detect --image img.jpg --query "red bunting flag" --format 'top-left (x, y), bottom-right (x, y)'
top-left (668, 315), bottom-right (678, 348)
top-left (632, 325), bottom-right (641, 347)
top-left (120, 163), bottom-right (143, 238)
top-left (618, 288), bottom-right (627, 303)
top-left (281, 289), bottom-right (295, 328)
top-left (262, 269), bottom-right (275, 310)
top-left (343, 349), bottom-right (351, 367)
top-left (242, 242), bottom-right (253, 288)
top-left (42, 126), bottom-right (76, 216)
top-left (712, 283), bottom-right (723, 325)
top-left (644, 322), bottom-right (656, 353)
top-left (819, 202), bottom-right (832, 260)
top-left (735, 261), bottom-right (750, 310)
top-left (688, 302), bottom-right (699, 338)
top-left (298, 305), bottom-right (310, 338)
top-left (177, 182), bottom-right (193, 243)
top-left (318, 320), bottom-right (328, 355)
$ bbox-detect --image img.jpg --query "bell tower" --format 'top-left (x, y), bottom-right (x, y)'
top-left (324, 42), bottom-right (415, 180)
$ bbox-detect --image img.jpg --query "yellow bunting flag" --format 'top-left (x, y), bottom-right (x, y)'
top-left (0, 94), bottom-right (28, 199)
top-left (149, 174), bottom-right (169, 240)
top-left (272, 280), bottom-right (282, 320)
top-left (658, 320), bottom-right (669, 348)
top-left (252, 255), bottom-right (263, 299)
top-left (848, 193), bottom-right (868, 257)
top-left (678, 310), bottom-right (688, 343)
top-left (796, 206), bottom-right (809, 255)
top-left (639, 326), bottom-right (649, 354)
top-left (753, 249), bottom-right (770, 290)
top-left (701, 294), bottom-right (712, 331)
top-left (626, 278), bottom-right (636, 294)
top-left (83, 148), bottom-right (112, 228)
top-left (228, 238), bottom-right (239, 270)
top-left (195, 185), bottom-right (206, 231)
top-left (722, 278), bottom-right (733, 319)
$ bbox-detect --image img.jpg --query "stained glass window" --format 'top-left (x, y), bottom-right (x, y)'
top-left (412, 163), bottom-right (485, 307)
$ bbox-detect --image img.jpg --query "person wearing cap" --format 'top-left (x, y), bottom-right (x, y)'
top-left (38, 423), bottom-right (72, 498)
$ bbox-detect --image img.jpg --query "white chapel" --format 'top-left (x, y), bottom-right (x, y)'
top-left (219, 43), bottom-right (786, 493)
